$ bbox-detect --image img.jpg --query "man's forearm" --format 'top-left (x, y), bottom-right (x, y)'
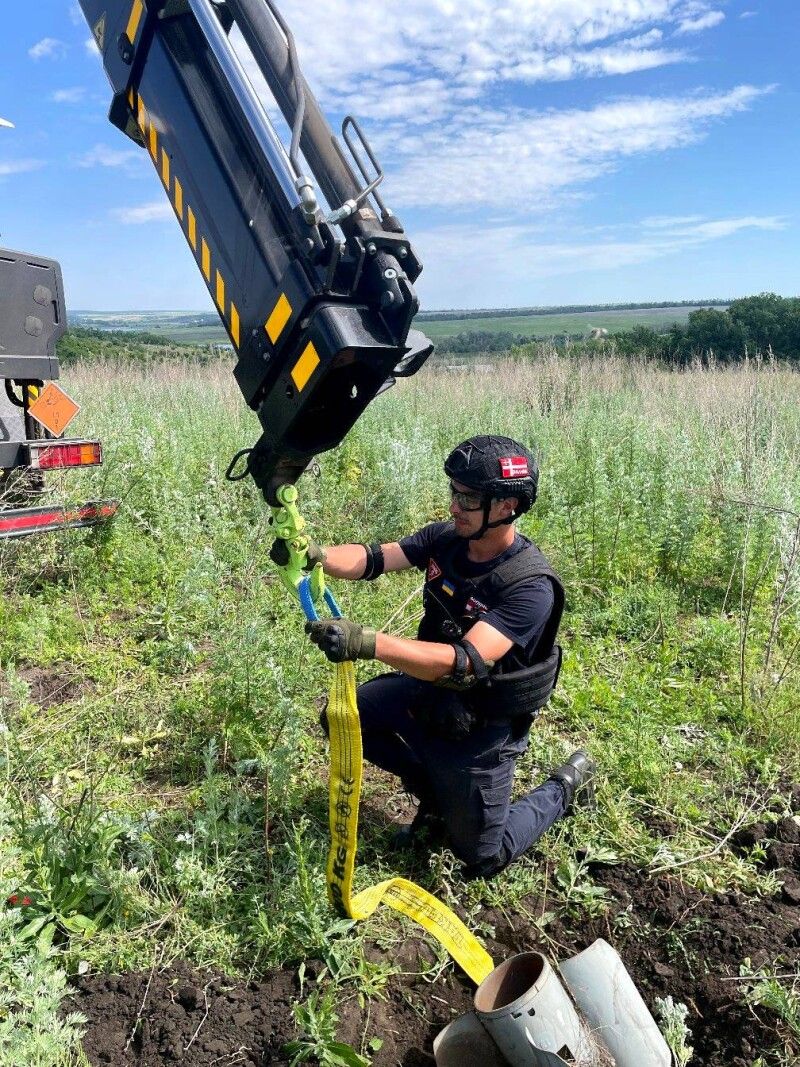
top-left (319, 544), bottom-right (367, 580)
top-left (374, 632), bottom-right (456, 682)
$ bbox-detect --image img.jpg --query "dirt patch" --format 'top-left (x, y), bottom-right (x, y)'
top-left (68, 948), bottom-right (470, 1067)
top-left (71, 961), bottom-right (298, 1066)
top-left (14, 664), bottom-right (95, 708)
top-left (69, 815), bottom-right (800, 1067)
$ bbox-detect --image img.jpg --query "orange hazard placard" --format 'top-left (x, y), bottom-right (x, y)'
top-left (27, 383), bottom-right (81, 437)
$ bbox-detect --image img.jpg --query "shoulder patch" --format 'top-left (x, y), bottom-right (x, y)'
top-left (465, 596), bottom-right (488, 614)
top-left (427, 558), bottom-right (442, 581)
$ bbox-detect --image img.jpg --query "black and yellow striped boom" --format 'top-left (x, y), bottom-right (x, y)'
top-left (77, 0), bottom-right (432, 502)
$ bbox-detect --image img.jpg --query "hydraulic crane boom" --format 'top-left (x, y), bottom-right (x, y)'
top-left (77, 0), bottom-right (433, 503)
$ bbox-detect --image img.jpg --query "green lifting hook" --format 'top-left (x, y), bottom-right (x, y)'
top-left (270, 484), bottom-right (326, 605)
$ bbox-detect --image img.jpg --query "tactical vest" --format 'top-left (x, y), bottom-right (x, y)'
top-left (417, 525), bottom-right (565, 719)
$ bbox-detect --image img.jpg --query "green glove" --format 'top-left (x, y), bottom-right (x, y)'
top-left (305, 618), bottom-right (377, 663)
top-left (269, 538), bottom-right (326, 572)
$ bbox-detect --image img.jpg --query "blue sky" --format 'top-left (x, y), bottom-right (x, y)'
top-left (0, 1), bottom-right (796, 311)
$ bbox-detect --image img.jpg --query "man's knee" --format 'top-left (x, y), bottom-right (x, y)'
top-left (447, 812), bottom-right (509, 875)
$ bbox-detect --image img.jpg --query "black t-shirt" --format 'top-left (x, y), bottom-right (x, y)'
top-left (399, 522), bottom-right (554, 659)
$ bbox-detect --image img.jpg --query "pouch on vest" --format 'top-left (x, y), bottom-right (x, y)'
top-left (469, 644), bottom-right (563, 720)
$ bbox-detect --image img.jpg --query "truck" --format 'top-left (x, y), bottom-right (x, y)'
top-left (74, 0), bottom-right (433, 504)
top-left (0, 248), bottom-right (118, 539)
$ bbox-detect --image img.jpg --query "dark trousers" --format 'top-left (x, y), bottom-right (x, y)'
top-left (354, 673), bottom-right (568, 875)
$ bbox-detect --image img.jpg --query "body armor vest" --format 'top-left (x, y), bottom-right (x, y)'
top-left (417, 524), bottom-right (565, 719)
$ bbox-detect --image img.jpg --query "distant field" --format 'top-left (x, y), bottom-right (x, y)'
top-left (422, 305), bottom-right (724, 340)
top-left (70, 312), bottom-right (229, 345)
top-left (70, 303), bottom-right (724, 347)
top-left (140, 323), bottom-right (232, 343)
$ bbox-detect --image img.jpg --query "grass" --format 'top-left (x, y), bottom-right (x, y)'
top-left (1, 352), bottom-right (799, 1064)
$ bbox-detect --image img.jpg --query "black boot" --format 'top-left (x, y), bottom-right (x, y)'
top-left (389, 803), bottom-right (443, 851)
top-left (550, 750), bottom-right (597, 812)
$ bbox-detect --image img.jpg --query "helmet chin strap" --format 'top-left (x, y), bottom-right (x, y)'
top-left (466, 498), bottom-right (516, 541)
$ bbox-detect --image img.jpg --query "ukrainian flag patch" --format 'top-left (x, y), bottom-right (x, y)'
top-left (442, 579), bottom-right (455, 596)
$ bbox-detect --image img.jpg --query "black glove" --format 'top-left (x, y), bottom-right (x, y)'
top-left (305, 618), bottom-right (377, 663)
top-left (269, 538), bottom-right (326, 571)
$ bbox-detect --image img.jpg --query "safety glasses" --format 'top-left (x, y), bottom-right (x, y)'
top-left (449, 482), bottom-right (486, 512)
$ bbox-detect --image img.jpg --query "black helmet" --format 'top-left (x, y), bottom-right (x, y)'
top-left (444, 435), bottom-right (539, 514)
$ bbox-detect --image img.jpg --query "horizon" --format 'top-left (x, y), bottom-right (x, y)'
top-left (67, 297), bottom-right (739, 318)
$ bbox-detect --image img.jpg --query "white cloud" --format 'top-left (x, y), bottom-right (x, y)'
top-left (385, 85), bottom-right (773, 211)
top-left (644, 215), bottom-right (787, 240)
top-left (501, 43), bottom-right (688, 83)
top-left (642, 214), bottom-right (706, 228)
top-left (676, 10), bottom-right (725, 33)
top-left (233, 0), bottom-right (732, 132)
top-left (0, 159), bottom-right (45, 177)
top-left (414, 214), bottom-right (788, 305)
top-left (739, 10), bottom-right (757, 17)
top-left (78, 144), bottom-right (142, 168)
top-left (52, 87), bottom-right (87, 104)
top-left (69, 3), bottom-right (84, 25)
top-left (249, 0), bottom-right (727, 114)
top-left (28, 38), bottom-right (67, 60)
top-left (84, 36), bottom-right (100, 57)
top-left (111, 201), bottom-right (173, 224)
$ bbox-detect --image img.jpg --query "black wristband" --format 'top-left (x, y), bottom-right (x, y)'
top-left (451, 642), bottom-right (469, 684)
top-left (359, 542), bottom-right (385, 581)
top-left (460, 638), bottom-right (491, 682)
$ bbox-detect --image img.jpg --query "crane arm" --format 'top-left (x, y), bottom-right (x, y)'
top-left (77, 0), bottom-right (433, 503)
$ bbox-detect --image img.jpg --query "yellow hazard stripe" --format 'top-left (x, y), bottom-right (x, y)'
top-left (230, 303), bottom-right (240, 348)
top-left (135, 92), bottom-right (157, 162)
top-left (133, 89), bottom-right (240, 352)
top-left (187, 207), bottom-right (197, 250)
top-left (173, 177), bottom-right (184, 221)
top-left (291, 341), bottom-right (320, 393)
top-left (265, 292), bottom-right (292, 344)
top-left (125, 0), bottom-right (144, 43)
top-left (326, 663), bottom-right (494, 985)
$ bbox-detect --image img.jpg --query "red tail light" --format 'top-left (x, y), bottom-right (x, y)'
top-left (28, 441), bottom-right (103, 470)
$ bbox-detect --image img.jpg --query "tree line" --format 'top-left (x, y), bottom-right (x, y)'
top-left (607, 294), bottom-right (800, 364)
top-left (56, 327), bottom-right (218, 366)
top-left (436, 294), bottom-right (799, 364)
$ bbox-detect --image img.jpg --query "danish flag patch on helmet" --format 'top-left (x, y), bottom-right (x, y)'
top-left (500, 456), bottom-right (530, 478)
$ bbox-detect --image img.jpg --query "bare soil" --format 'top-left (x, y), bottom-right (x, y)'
top-left (15, 664), bottom-right (95, 707)
top-left (68, 805), bottom-right (800, 1067)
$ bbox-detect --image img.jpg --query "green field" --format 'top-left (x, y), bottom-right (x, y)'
top-left (1, 355), bottom-right (799, 1064)
top-left (71, 303), bottom-right (726, 347)
top-left (420, 304), bottom-right (724, 340)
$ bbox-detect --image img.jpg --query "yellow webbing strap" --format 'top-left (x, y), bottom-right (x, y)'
top-left (325, 661), bottom-right (494, 985)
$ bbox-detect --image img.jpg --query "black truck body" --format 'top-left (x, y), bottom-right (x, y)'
top-left (0, 248), bottom-right (117, 539)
